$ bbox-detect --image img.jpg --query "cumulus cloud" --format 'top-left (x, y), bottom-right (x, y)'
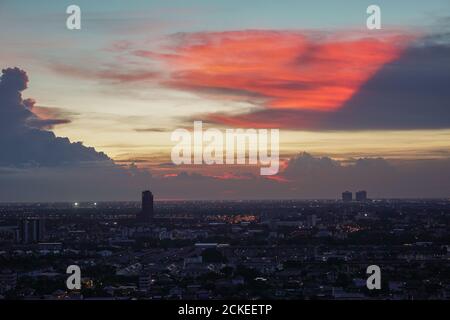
top-left (280, 153), bottom-right (450, 199)
top-left (0, 67), bottom-right (110, 166)
top-left (0, 67), bottom-right (156, 201)
top-left (280, 153), bottom-right (395, 198)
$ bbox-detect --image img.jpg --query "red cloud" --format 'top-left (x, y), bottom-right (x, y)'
top-left (143, 30), bottom-right (413, 126)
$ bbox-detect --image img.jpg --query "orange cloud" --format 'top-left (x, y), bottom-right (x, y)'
top-left (147, 30), bottom-right (413, 114)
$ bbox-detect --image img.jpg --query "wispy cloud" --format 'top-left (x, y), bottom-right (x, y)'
top-left (50, 64), bottom-right (160, 84)
top-left (134, 127), bottom-right (167, 132)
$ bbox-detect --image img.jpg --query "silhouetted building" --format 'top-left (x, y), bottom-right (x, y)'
top-left (19, 219), bottom-right (45, 244)
top-left (0, 270), bottom-right (17, 293)
top-left (138, 273), bottom-right (152, 292)
top-left (356, 190), bottom-right (368, 201)
top-left (307, 214), bottom-right (317, 227)
top-left (138, 190), bottom-right (154, 222)
top-left (342, 191), bottom-right (352, 202)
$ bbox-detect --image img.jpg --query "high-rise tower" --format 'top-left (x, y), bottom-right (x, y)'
top-left (139, 190), bottom-right (154, 222)
top-left (342, 191), bottom-right (353, 202)
top-left (356, 190), bottom-right (368, 201)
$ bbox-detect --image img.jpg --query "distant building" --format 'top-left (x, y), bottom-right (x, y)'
top-left (342, 191), bottom-right (352, 202)
top-left (19, 219), bottom-right (45, 244)
top-left (0, 270), bottom-right (17, 293)
top-left (356, 190), bottom-right (368, 201)
top-left (307, 214), bottom-right (317, 227)
top-left (138, 274), bottom-right (152, 292)
top-left (38, 242), bottom-right (63, 251)
top-left (0, 225), bottom-right (19, 243)
top-left (138, 190), bottom-right (154, 222)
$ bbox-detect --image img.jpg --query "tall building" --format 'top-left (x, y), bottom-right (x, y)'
top-left (138, 190), bottom-right (154, 222)
top-left (356, 190), bottom-right (368, 201)
top-left (307, 214), bottom-right (317, 228)
top-left (19, 219), bottom-right (45, 244)
top-left (342, 191), bottom-right (353, 202)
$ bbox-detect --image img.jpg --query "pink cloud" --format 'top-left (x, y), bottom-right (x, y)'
top-left (141, 30), bottom-right (414, 128)
top-left (154, 31), bottom-right (412, 108)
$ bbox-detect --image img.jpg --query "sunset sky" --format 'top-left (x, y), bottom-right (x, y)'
top-left (1, 0), bottom-right (450, 201)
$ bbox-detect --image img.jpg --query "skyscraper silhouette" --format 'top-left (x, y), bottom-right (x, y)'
top-left (342, 191), bottom-right (352, 202)
top-left (139, 190), bottom-right (154, 222)
top-left (356, 190), bottom-right (368, 201)
top-left (19, 219), bottom-right (45, 244)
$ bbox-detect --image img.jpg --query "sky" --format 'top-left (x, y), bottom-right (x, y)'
top-left (1, 0), bottom-right (450, 201)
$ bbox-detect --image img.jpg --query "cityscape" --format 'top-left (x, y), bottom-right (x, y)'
top-left (1, 191), bottom-right (450, 300)
top-left (1, 0), bottom-right (450, 307)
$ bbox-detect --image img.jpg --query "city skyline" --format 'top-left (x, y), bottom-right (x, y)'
top-left (2, 197), bottom-right (450, 300)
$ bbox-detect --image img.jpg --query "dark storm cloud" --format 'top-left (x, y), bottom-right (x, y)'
top-left (322, 39), bottom-right (450, 130)
top-left (0, 67), bottom-right (110, 166)
top-left (0, 67), bottom-right (156, 201)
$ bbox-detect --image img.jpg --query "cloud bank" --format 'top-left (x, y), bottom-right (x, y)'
top-left (0, 67), bottom-right (156, 201)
